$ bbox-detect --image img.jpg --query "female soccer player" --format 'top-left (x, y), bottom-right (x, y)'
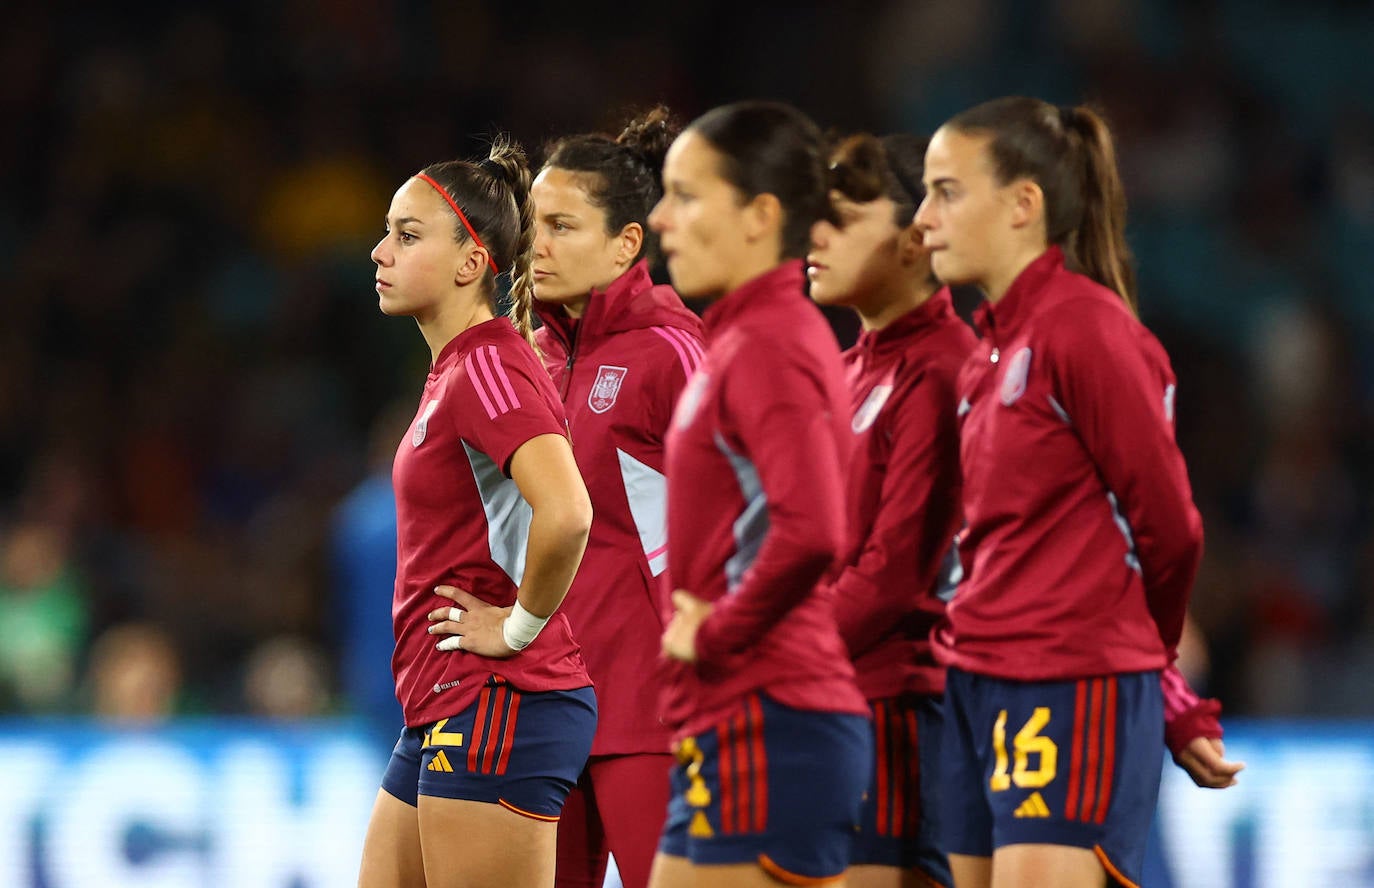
top-left (808, 132), bottom-right (978, 888)
top-left (646, 100), bottom-right (871, 888)
top-left (528, 106), bottom-right (703, 888)
top-left (914, 96), bottom-right (1213, 888)
top-left (358, 139), bottom-right (596, 888)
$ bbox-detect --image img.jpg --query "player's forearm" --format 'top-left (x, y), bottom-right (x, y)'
top-left (516, 497), bottom-right (592, 618)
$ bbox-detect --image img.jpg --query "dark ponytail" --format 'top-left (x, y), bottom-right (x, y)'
top-left (541, 105), bottom-right (681, 264)
top-left (417, 135), bottom-right (539, 350)
top-left (1059, 106), bottom-right (1136, 313)
top-left (946, 97), bottom-right (1137, 313)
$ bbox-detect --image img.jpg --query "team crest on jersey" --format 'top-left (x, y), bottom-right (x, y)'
top-left (412, 399), bottom-right (441, 447)
top-left (588, 365), bottom-right (628, 414)
top-left (673, 371), bottom-right (710, 429)
top-left (851, 384), bottom-right (893, 433)
top-left (1000, 347), bottom-right (1033, 406)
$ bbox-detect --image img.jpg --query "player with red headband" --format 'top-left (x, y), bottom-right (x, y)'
top-left (358, 137), bottom-right (596, 888)
top-left (914, 97), bottom-right (1241, 888)
top-left (526, 106), bottom-right (703, 888)
top-left (646, 101), bottom-right (870, 888)
top-left (808, 131), bottom-right (977, 888)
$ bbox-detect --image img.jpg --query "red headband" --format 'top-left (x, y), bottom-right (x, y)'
top-left (415, 173), bottom-right (500, 275)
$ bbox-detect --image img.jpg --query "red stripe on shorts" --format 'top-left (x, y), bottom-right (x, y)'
top-left (481, 686), bottom-right (508, 774)
top-left (1079, 679), bottom-right (1104, 822)
top-left (891, 706), bottom-right (906, 838)
top-left (495, 690), bottom-right (521, 776)
top-left (1065, 678), bottom-right (1087, 821)
top-left (874, 699), bottom-right (890, 836)
top-left (905, 706), bottom-right (921, 838)
top-left (468, 687), bottom-right (491, 772)
top-left (718, 720), bottom-right (735, 835)
top-left (733, 708), bottom-right (750, 836)
top-left (1093, 677), bottom-right (1118, 824)
top-left (748, 695), bottom-right (767, 832)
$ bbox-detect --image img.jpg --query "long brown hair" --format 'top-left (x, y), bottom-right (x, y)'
top-left (418, 136), bottom-right (539, 349)
top-left (946, 97), bottom-right (1137, 313)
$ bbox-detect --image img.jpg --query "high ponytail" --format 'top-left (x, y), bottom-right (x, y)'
top-left (946, 96), bottom-right (1138, 314)
top-left (485, 138), bottom-right (539, 352)
top-left (417, 135), bottom-right (539, 351)
top-left (541, 105), bottom-right (682, 265)
top-left (1059, 107), bottom-right (1136, 313)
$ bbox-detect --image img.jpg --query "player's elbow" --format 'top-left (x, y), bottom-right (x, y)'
top-left (542, 487), bottom-right (594, 548)
top-left (793, 522), bottom-right (844, 580)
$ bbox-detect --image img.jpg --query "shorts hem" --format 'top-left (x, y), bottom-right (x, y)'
top-left (497, 798), bottom-right (560, 822)
top-left (1094, 845), bottom-right (1141, 888)
top-left (756, 854), bottom-right (845, 886)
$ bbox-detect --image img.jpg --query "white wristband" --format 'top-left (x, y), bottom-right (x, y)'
top-left (502, 600), bottom-right (550, 651)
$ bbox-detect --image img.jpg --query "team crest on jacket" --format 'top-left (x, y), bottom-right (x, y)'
top-left (1000, 347), bottom-right (1033, 406)
top-left (588, 365), bottom-right (629, 414)
top-left (852, 384), bottom-right (893, 433)
top-left (412, 399), bottom-right (441, 447)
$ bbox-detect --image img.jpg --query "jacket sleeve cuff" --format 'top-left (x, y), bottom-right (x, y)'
top-left (692, 610), bottom-right (733, 682)
top-left (1164, 697), bottom-right (1224, 758)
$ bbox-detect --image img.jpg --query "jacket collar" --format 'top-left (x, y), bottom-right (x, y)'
top-left (701, 260), bottom-right (807, 339)
top-left (973, 245), bottom-right (1064, 344)
top-left (854, 286), bottom-right (956, 357)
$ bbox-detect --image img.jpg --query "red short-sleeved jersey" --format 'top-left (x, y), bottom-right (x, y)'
top-left (391, 317), bottom-right (591, 727)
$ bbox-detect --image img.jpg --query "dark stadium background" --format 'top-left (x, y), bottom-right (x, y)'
top-left (2, 0), bottom-right (1372, 789)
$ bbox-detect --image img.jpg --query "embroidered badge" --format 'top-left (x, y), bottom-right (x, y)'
top-left (588, 365), bottom-right (628, 414)
top-left (1000, 347), bottom-right (1033, 406)
top-left (851, 384), bottom-right (893, 433)
top-left (412, 399), bottom-right (441, 447)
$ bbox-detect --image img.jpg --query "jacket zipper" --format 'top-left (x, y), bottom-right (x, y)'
top-left (558, 323), bottom-right (581, 401)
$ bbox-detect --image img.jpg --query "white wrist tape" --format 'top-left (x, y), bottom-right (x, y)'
top-left (502, 600), bottom-right (550, 651)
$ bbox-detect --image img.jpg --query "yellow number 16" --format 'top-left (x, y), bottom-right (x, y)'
top-left (991, 707), bottom-right (1058, 791)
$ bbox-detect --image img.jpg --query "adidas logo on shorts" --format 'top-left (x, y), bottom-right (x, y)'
top-left (1013, 791), bottom-right (1051, 818)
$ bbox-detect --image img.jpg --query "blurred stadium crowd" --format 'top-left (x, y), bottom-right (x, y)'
top-left (2, 0), bottom-right (1372, 726)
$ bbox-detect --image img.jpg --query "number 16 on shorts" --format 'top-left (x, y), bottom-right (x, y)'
top-left (982, 673), bottom-right (1164, 830)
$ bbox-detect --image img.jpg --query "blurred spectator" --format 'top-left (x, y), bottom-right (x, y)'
top-left (242, 634), bottom-right (334, 719)
top-left (330, 402), bottom-right (413, 732)
top-left (87, 622), bottom-right (183, 723)
top-left (0, 522), bottom-right (87, 712)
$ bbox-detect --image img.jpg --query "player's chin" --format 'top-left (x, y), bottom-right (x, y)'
top-left (376, 294), bottom-right (411, 317)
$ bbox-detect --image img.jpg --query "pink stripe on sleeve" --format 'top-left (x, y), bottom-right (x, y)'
top-left (670, 327), bottom-right (705, 368)
top-left (474, 346), bottom-right (511, 415)
top-left (646, 542), bottom-right (668, 560)
top-left (652, 326), bottom-right (697, 376)
top-left (486, 346), bottom-right (522, 410)
top-left (464, 353), bottom-right (499, 419)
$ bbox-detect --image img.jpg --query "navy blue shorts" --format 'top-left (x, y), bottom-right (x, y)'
top-left (939, 668), bottom-right (1163, 887)
top-left (659, 693), bottom-right (870, 883)
top-left (851, 694), bottom-right (950, 886)
top-left (381, 676), bottom-right (596, 820)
